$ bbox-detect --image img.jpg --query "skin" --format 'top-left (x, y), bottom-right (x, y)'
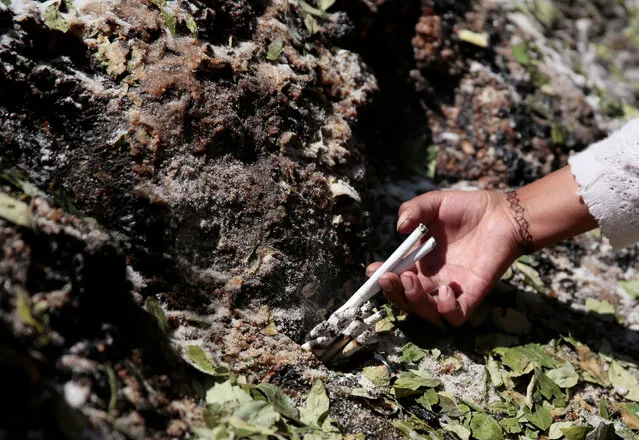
top-left (367, 166), bottom-right (598, 327)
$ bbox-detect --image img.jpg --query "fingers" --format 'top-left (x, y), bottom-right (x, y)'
top-left (378, 273), bottom-right (408, 310)
top-left (436, 284), bottom-right (466, 327)
top-left (397, 191), bottom-right (443, 234)
top-left (401, 272), bottom-right (440, 325)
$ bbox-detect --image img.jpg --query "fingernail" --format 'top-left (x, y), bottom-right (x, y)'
top-left (402, 274), bottom-right (414, 292)
top-left (440, 285), bottom-right (451, 297)
top-left (396, 213), bottom-right (409, 231)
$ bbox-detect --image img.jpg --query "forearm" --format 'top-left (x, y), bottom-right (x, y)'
top-left (505, 166), bottom-right (598, 252)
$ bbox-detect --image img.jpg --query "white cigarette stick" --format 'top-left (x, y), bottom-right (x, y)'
top-left (334, 224), bottom-right (428, 314)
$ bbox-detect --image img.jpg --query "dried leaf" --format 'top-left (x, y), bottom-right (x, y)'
top-left (299, 380), bottom-right (330, 427)
top-left (392, 420), bottom-right (428, 439)
top-left (441, 422), bottom-right (470, 440)
top-left (317, 0), bottom-right (335, 11)
top-left (499, 417), bottom-right (521, 434)
top-left (144, 297), bottom-right (169, 334)
top-left (470, 413), bottom-right (503, 440)
top-left (547, 363), bottom-right (579, 388)
top-left (608, 361), bottom-right (639, 402)
top-left (620, 280), bottom-right (639, 299)
top-left (598, 398), bottom-right (609, 418)
top-left (393, 369), bottom-right (441, 397)
top-left (0, 193), bottom-right (32, 229)
top-left (44, 2), bottom-right (69, 32)
top-left (491, 307), bottom-right (532, 335)
top-left (233, 401), bottom-right (280, 429)
top-left (620, 403), bottom-right (639, 430)
top-left (105, 364), bottom-right (117, 413)
top-left (206, 380), bottom-right (251, 406)
top-left (400, 342), bottom-right (426, 363)
top-left (585, 422), bottom-right (615, 440)
top-left (266, 37), bottom-right (283, 61)
top-left (416, 388), bottom-right (439, 411)
top-left (185, 345), bottom-right (229, 377)
top-left (524, 405), bottom-right (553, 430)
top-left (577, 345), bottom-right (609, 386)
top-left (514, 261), bottom-right (546, 293)
top-left (535, 368), bottom-right (565, 404)
top-left (362, 365), bottom-right (390, 387)
top-left (494, 344), bottom-right (555, 373)
top-left (457, 29), bottom-right (489, 47)
top-left (185, 13), bottom-right (198, 38)
top-left (255, 383), bottom-right (299, 421)
top-left (160, 8), bottom-right (176, 35)
top-left (487, 355), bottom-right (503, 387)
top-left (304, 14), bottom-right (319, 35)
top-left (549, 422), bottom-right (575, 439)
top-left (299, 0), bottom-right (325, 17)
top-left (585, 298), bottom-right (615, 316)
top-left (17, 290), bottom-right (43, 332)
top-left (560, 426), bottom-right (593, 440)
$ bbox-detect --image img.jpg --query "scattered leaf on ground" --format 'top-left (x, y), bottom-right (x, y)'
top-left (547, 362), bottom-right (579, 388)
top-left (585, 298), bottom-right (615, 316)
top-left (362, 365), bottom-right (390, 387)
top-left (0, 193), bottom-right (32, 229)
top-left (255, 383), bottom-right (299, 421)
top-left (144, 297), bottom-right (169, 333)
top-left (609, 361), bottom-right (639, 402)
top-left (266, 37), bottom-right (283, 61)
top-left (620, 280), bottom-right (639, 299)
top-left (400, 342), bottom-right (426, 363)
top-left (458, 29), bottom-right (489, 47)
top-left (470, 413), bottom-right (503, 440)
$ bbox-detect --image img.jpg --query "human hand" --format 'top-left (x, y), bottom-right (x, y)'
top-left (367, 190), bottom-right (522, 327)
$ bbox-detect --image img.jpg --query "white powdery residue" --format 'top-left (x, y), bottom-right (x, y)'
top-left (8, 0), bottom-right (40, 18)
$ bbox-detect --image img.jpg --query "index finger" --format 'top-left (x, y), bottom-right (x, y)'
top-left (397, 191), bottom-right (443, 233)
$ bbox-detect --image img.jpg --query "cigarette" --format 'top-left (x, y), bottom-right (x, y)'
top-left (334, 224), bottom-right (428, 314)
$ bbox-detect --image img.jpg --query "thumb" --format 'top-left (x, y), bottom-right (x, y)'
top-left (397, 191), bottom-right (443, 233)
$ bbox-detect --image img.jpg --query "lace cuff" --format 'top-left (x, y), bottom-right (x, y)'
top-left (568, 118), bottom-right (639, 250)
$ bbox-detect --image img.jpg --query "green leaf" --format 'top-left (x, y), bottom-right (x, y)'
top-left (144, 297), bottom-right (169, 334)
top-left (400, 342), bottom-right (426, 363)
top-left (499, 417), bottom-right (521, 434)
top-left (608, 361), bottom-right (639, 402)
top-left (185, 13), bottom-right (198, 38)
top-left (491, 307), bottom-right (532, 335)
top-left (620, 279), bottom-right (639, 299)
top-left (233, 401), bottom-right (280, 428)
top-left (299, 0), bottom-right (325, 17)
top-left (0, 193), bottom-right (33, 229)
top-left (16, 290), bottom-right (44, 333)
top-left (511, 42), bottom-right (530, 65)
top-left (160, 8), bottom-right (176, 35)
top-left (514, 261), bottom-right (547, 293)
top-left (304, 13), bottom-right (319, 35)
top-left (266, 37), bottom-right (283, 61)
top-left (227, 415), bottom-right (277, 437)
top-left (546, 363), bottom-right (579, 388)
top-left (416, 388), bottom-right (439, 411)
top-left (392, 420), bottom-right (428, 439)
top-left (585, 422), bottom-right (615, 440)
top-left (362, 365), bottom-right (390, 387)
top-left (470, 413), bottom-right (503, 440)
top-left (486, 355), bottom-right (503, 387)
top-left (560, 426), bottom-right (593, 440)
top-left (105, 364), bottom-right (117, 413)
top-left (44, 2), bottom-right (69, 32)
top-left (598, 398), bottom-right (609, 418)
top-left (494, 344), bottom-right (555, 373)
top-left (299, 380), bottom-right (330, 427)
top-left (317, 0), bottom-right (335, 11)
top-left (549, 422), bottom-right (574, 439)
top-left (205, 380), bottom-right (251, 406)
top-left (585, 298), bottom-right (615, 316)
top-left (426, 145), bottom-right (438, 179)
top-left (255, 383), bottom-right (299, 421)
top-left (535, 367), bottom-right (565, 404)
top-left (441, 422), bottom-right (470, 440)
top-left (393, 370), bottom-right (441, 397)
top-left (350, 387), bottom-right (373, 399)
top-left (524, 405), bottom-right (553, 430)
top-left (457, 29), bottom-right (489, 48)
top-left (185, 345), bottom-right (229, 377)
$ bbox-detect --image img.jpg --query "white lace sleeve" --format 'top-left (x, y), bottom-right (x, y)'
top-left (568, 117), bottom-right (639, 250)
